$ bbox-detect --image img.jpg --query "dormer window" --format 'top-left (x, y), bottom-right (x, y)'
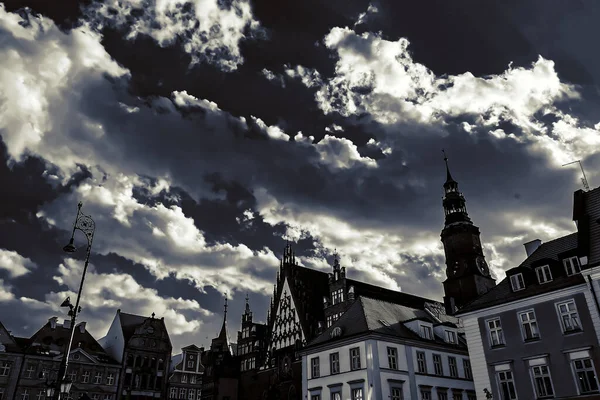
top-left (444, 329), bottom-right (457, 344)
top-left (510, 273), bottom-right (525, 291)
top-left (536, 265), bottom-right (553, 284)
top-left (419, 324), bottom-right (433, 340)
top-left (563, 257), bottom-right (581, 276)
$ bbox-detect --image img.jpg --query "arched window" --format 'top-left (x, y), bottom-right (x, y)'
top-left (158, 358), bottom-right (164, 370)
top-left (150, 357), bottom-right (157, 369)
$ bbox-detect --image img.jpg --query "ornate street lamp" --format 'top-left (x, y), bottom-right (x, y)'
top-left (54, 202), bottom-right (95, 400)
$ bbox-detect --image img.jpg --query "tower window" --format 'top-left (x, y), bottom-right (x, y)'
top-left (331, 289), bottom-right (344, 305)
top-left (564, 257), bottom-right (581, 276)
top-left (510, 273), bottom-right (525, 291)
top-left (536, 265), bottom-right (553, 284)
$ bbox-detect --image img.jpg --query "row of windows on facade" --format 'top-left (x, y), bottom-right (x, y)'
top-left (419, 388), bottom-right (476, 400)
top-left (240, 326), bottom-right (257, 339)
top-left (496, 357), bottom-right (599, 399)
top-left (326, 313), bottom-right (342, 328)
top-left (237, 341), bottom-right (260, 355)
top-left (310, 347), bottom-right (362, 378)
top-left (174, 373), bottom-right (200, 384)
top-left (240, 357), bottom-right (256, 371)
top-left (125, 354), bottom-right (165, 370)
top-left (416, 324), bottom-right (458, 344)
top-left (4, 390), bottom-right (113, 400)
top-left (486, 298), bottom-right (580, 347)
top-left (310, 387), bottom-right (365, 400)
top-left (510, 257), bottom-right (581, 292)
top-left (415, 351), bottom-right (472, 379)
top-left (0, 361), bottom-right (117, 386)
top-left (122, 371), bottom-right (163, 390)
top-left (169, 387), bottom-right (202, 400)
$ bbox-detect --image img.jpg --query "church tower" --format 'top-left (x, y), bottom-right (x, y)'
top-left (440, 151), bottom-right (496, 314)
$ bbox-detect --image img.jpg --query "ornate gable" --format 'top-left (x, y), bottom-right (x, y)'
top-left (268, 277), bottom-right (305, 352)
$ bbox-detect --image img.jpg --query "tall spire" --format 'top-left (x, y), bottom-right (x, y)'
top-left (211, 293), bottom-right (231, 354)
top-left (441, 149), bottom-right (471, 226)
top-left (245, 292), bottom-right (250, 313)
top-left (442, 149), bottom-right (455, 183)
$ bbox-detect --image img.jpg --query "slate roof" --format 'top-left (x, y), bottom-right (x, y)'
top-left (516, 233), bottom-right (578, 269)
top-left (308, 297), bottom-right (465, 349)
top-left (118, 311), bottom-right (148, 341)
top-left (458, 232), bottom-right (583, 314)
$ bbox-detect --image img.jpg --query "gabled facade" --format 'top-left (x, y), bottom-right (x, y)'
top-left (168, 345), bottom-right (204, 400)
top-left (457, 186), bottom-right (600, 400)
top-left (99, 310), bottom-right (172, 400)
top-left (11, 317), bottom-right (121, 400)
top-left (301, 297), bottom-right (476, 400)
top-left (0, 320), bottom-right (24, 400)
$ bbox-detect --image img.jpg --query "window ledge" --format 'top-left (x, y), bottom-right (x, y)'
top-left (524, 337), bottom-right (541, 343)
top-left (564, 329), bottom-right (583, 336)
top-left (491, 344), bottom-right (506, 350)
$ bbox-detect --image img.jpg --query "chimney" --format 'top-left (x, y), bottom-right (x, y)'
top-left (524, 239), bottom-right (542, 257)
top-left (79, 322), bottom-right (86, 333)
top-left (49, 317), bottom-right (58, 329)
top-left (63, 319), bottom-right (71, 329)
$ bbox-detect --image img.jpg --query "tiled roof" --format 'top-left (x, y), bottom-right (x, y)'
top-left (458, 231), bottom-right (582, 314)
top-left (517, 233), bottom-right (578, 269)
top-left (308, 297), bottom-right (465, 349)
top-left (457, 274), bottom-right (586, 314)
top-left (118, 311), bottom-right (148, 341)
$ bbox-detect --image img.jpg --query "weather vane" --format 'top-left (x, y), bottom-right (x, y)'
top-left (562, 160), bottom-right (590, 191)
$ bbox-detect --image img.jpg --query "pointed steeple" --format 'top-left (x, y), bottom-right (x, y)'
top-left (211, 294), bottom-right (231, 354)
top-left (245, 293), bottom-right (250, 313)
top-left (441, 150), bottom-right (471, 226)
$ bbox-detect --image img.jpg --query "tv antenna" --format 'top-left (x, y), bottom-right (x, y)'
top-left (562, 160), bottom-right (590, 191)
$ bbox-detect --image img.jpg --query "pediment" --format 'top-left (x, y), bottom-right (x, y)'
top-left (69, 348), bottom-right (98, 364)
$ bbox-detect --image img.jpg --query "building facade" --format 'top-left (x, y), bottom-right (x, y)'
top-left (0, 321), bottom-right (25, 400)
top-left (168, 345), bottom-right (204, 400)
top-left (457, 186), bottom-right (600, 399)
top-left (4, 317), bottom-right (121, 400)
top-left (301, 297), bottom-right (476, 400)
top-left (100, 310), bottom-right (172, 400)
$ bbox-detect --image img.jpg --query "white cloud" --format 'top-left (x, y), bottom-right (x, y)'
top-left (87, 0), bottom-right (261, 71)
top-left (354, 3), bottom-right (378, 27)
top-left (0, 249), bottom-right (37, 278)
top-left (284, 65), bottom-right (323, 88)
top-left (314, 135), bottom-right (377, 169)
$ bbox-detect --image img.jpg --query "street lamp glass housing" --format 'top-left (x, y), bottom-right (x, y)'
top-left (63, 238), bottom-right (76, 253)
top-left (61, 378), bottom-right (73, 394)
top-left (46, 386), bottom-right (55, 397)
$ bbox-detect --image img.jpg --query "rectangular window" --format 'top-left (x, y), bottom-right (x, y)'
top-left (35, 391), bottom-right (44, 400)
top-left (573, 358), bottom-right (599, 394)
top-left (310, 357), bottom-right (320, 378)
top-left (497, 370), bottom-right (517, 400)
top-left (188, 389), bottom-right (195, 400)
top-left (510, 273), bottom-right (525, 291)
top-left (463, 359), bottom-right (472, 380)
top-left (387, 347), bottom-right (398, 370)
top-left (181, 374), bottom-right (188, 383)
top-left (390, 387), bottom-right (403, 400)
top-left (179, 388), bottom-right (187, 398)
top-left (467, 395), bottom-right (476, 400)
top-left (416, 351), bottom-right (427, 374)
top-left (420, 325), bottom-right (433, 340)
top-left (94, 372), bottom-right (102, 384)
top-left (445, 330), bottom-right (457, 344)
top-left (420, 389), bottom-right (431, 400)
top-left (102, 396), bottom-right (111, 400)
top-left (557, 299), bottom-right (581, 332)
top-left (106, 372), bottom-right (115, 385)
top-left (438, 392), bottom-right (447, 400)
top-left (433, 354), bottom-right (443, 375)
top-left (0, 388), bottom-right (4, 400)
top-left (170, 388), bottom-right (177, 399)
top-left (487, 318), bottom-right (505, 347)
top-left (351, 388), bottom-right (363, 400)
top-left (518, 310), bottom-right (540, 340)
top-left (331, 393), bottom-right (341, 400)
top-left (187, 361), bottom-right (193, 368)
top-left (197, 391), bottom-right (202, 400)
top-left (330, 352), bottom-right (340, 374)
top-left (82, 371), bottom-right (90, 383)
top-left (448, 357), bottom-right (458, 378)
top-left (25, 364), bottom-right (35, 378)
top-left (311, 395), bottom-right (321, 400)
top-left (536, 265), bottom-right (552, 284)
top-left (350, 347), bottom-right (361, 370)
top-left (0, 361), bottom-right (11, 376)
top-left (531, 364), bottom-right (554, 398)
top-left (452, 393), bottom-right (462, 400)
top-left (331, 289), bottom-right (344, 305)
top-left (564, 256), bottom-right (581, 276)
top-left (190, 374), bottom-right (196, 384)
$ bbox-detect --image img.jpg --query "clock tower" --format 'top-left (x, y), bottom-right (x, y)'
top-left (440, 151), bottom-right (496, 314)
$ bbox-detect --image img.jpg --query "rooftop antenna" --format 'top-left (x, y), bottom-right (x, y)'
top-left (562, 160), bottom-right (590, 191)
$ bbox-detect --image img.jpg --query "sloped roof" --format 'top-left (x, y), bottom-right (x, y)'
top-left (308, 297), bottom-right (464, 349)
top-left (458, 232), bottom-right (582, 314)
top-left (517, 233), bottom-right (578, 269)
top-left (118, 311), bottom-right (148, 341)
top-left (0, 321), bottom-right (22, 353)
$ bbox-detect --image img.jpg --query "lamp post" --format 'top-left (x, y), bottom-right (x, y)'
top-left (54, 201), bottom-right (95, 400)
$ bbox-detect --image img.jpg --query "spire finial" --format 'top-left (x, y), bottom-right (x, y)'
top-left (223, 293), bottom-right (228, 320)
top-left (442, 149), bottom-right (454, 183)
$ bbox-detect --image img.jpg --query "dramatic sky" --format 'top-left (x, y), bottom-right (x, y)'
top-left (1, 0), bottom-right (599, 354)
